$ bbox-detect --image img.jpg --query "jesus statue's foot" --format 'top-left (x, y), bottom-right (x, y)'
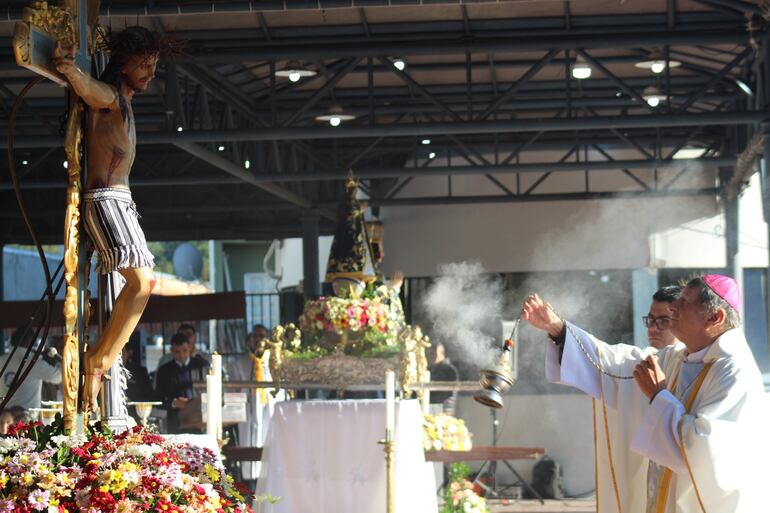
top-left (81, 366), bottom-right (110, 416)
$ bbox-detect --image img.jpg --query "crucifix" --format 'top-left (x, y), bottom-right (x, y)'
top-left (13, 0), bottom-right (101, 432)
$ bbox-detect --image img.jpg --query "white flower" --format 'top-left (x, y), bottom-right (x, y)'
top-left (0, 438), bottom-right (18, 454)
top-left (127, 444), bottom-right (163, 459)
top-left (463, 501), bottom-right (472, 513)
top-left (51, 434), bottom-right (87, 448)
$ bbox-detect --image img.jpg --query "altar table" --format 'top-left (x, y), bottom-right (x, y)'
top-left (256, 399), bottom-right (437, 513)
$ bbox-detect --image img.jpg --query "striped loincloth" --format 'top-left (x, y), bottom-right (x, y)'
top-left (83, 187), bottom-right (155, 274)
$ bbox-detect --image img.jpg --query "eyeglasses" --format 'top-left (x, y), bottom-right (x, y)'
top-left (642, 315), bottom-right (672, 330)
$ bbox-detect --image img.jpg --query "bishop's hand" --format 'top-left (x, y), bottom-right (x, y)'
top-left (633, 355), bottom-right (667, 401)
top-left (521, 293), bottom-right (564, 339)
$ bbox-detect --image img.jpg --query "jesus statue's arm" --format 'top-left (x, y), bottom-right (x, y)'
top-left (54, 44), bottom-right (118, 110)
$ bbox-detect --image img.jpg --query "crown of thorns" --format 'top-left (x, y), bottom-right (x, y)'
top-left (96, 25), bottom-right (185, 60)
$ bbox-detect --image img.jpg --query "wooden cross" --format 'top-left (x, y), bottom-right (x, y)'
top-left (12, 0), bottom-right (100, 432)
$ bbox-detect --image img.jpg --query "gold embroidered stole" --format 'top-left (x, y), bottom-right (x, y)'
top-left (249, 352), bottom-right (268, 404)
top-left (653, 361), bottom-right (714, 513)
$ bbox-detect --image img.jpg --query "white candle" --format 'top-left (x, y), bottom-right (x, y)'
top-left (421, 370), bottom-right (431, 415)
top-left (385, 370), bottom-right (395, 441)
top-left (211, 353), bottom-right (222, 378)
top-left (206, 373), bottom-right (217, 437)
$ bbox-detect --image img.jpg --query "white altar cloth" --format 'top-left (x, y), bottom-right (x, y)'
top-left (256, 399), bottom-right (436, 513)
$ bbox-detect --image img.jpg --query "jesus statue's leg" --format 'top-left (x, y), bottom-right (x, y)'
top-left (82, 266), bottom-right (156, 414)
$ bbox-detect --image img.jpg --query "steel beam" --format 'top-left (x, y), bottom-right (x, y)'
top-left (173, 142), bottom-right (334, 219)
top-left (363, 188), bottom-right (719, 207)
top-left (130, 111), bottom-right (770, 143)
top-left (676, 46), bottom-right (753, 113)
top-left (282, 57), bottom-right (361, 126)
top-left (477, 49), bottom-right (560, 121)
top-left (4, 111), bottom-right (762, 148)
top-left (152, 29), bottom-right (753, 63)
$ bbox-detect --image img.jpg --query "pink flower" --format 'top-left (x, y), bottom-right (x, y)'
top-left (28, 489), bottom-right (50, 511)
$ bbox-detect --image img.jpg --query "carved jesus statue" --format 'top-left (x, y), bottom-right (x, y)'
top-left (54, 26), bottom-right (160, 414)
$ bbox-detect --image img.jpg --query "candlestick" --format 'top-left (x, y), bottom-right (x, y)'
top-left (206, 373), bottom-right (217, 438)
top-left (421, 370), bottom-right (431, 415)
top-left (211, 354), bottom-right (223, 439)
top-left (385, 369), bottom-right (395, 441)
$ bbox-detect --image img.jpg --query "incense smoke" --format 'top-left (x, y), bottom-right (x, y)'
top-left (421, 261), bottom-right (504, 370)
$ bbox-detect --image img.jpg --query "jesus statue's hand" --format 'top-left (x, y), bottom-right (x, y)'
top-left (53, 42), bottom-right (78, 77)
top-left (521, 293), bottom-right (564, 339)
top-left (633, 355), bottom-right (667, 401)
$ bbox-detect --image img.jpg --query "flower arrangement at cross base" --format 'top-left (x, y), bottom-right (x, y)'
top-left (0, 417), bottom-right (277, 513)
top-left (423, 414), bottom-right (473, 452)
top-left (441, 463), bottom-right (489, 513)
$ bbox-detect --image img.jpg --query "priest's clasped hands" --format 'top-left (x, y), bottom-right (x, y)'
top-left (521, 293), bottom-right (667, 401)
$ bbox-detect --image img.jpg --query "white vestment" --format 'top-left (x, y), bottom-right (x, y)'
top-left (545, 322), bottom-right (768, 513)
top-left (228, 350), bottom-right (284, 480)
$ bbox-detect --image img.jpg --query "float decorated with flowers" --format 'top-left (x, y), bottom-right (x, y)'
top-left (0, 419), bottom-right (264, 513)
top-left (265, 175), bottom-right (428, 395)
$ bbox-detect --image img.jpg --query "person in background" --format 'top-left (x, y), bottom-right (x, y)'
top-left (157, 323), bottom-right (211, 370)
top-left (0, 326), bottom-right (61, 411)
top-left (428, 341), bottom-right (459, 415)
top-left (178, 323), bottom-right (212, 363)
top-left (644, 285), bottom-right (683, 349)
top-left (251, 324), bottom-right (269, 349)
top-left (155, 333), bottom-right (209, 433)
top-left (122, 336), bottom-right (156, 402)
top-left (0, 406), bottom-right (30, 434)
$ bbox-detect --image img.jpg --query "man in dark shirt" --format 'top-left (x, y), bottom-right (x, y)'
top-left (155, 333), bottom-right (209, 433)
top-left (122, 337), bottom-right (156, 403)
top-left (428, 341), bottom-right (459, 413)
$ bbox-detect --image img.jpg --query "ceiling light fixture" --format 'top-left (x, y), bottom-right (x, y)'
top-left (244, 160), bottom-right (251, 169)
top-left (672, 147), bottom-right (706, 160)
top-left (315, 106), bottom-right (356, 127)
top-left (642, 85), bottom-right (666, 107)
top-left (733, 78), bottom-right (753, 97)
top-left (275, 61), bottom-right (317, 82)
top-left (21, 160), bottom-right (28, 165)
top-left (421, 139), bottom-right (431, 145)
top-left (217, 145), bottom-right (225, 152)
top-left (392, 57), bottom-right (406, 71)
top-left (176, 126), bottom-right (183, 132)
top-left (635, 52), bottom-right (681, 74)
top-left (428, 152), bottom-right (437, 160)
top-left (571, 57), bottom-right (592, 80)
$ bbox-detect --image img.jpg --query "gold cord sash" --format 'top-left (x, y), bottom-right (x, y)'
top-left (654, 361), bottom-right (714, 513)
top-left (595, 346), bottom-right (624, 513)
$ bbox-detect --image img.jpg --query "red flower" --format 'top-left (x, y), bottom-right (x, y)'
top-left (154, 500), bottom-right (180, 513)
top-left (90, 490), bottom-right (117, 512)
top-left (142, 476), bottom-right (161, 491)
top-left (58, 502), bottom-right (77, 513)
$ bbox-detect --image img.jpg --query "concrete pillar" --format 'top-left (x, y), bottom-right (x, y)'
top-left (720, 167), bottom-right (742, 283)
top-left (632, 268), bottom-right (658, 348)
top-left (301, 210), bottom-right (321, 301)
top-left (0, 243), bottom-right (4, 301)
top-left (762, 123), bottom-right (770, 357)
